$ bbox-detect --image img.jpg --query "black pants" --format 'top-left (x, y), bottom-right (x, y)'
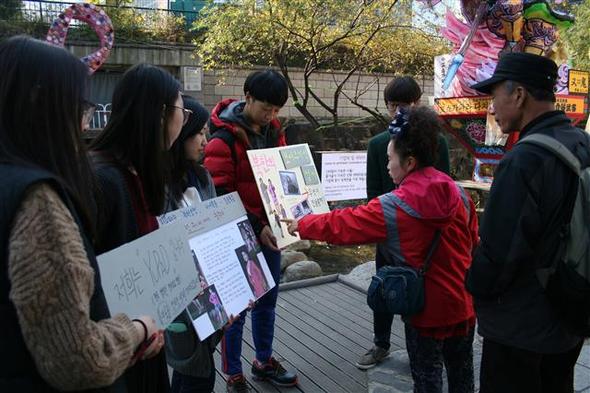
top-left (374, 244), bottom-right (394, 350)
top-left (170, 368), bottom-right (215, 393)
top-left (479, 338), bottom-right (583, 393)
top-left (405, 323), bottom-right (474, 393)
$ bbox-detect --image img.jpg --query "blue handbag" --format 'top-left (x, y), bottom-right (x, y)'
top-left (367, 231), bottom-right (441, 316)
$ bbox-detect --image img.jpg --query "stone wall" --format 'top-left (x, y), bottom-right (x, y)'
top-left (69, 43), bottom-right (434, 121)
top-left (202, 67), bottom-right (435, 119)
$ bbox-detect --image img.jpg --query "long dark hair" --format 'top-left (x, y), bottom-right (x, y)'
top-left (91, 63), bottom-right (181, 215)
top-left (0, 36), bottom-right (96, 231)
top-left (169, 95), bottom-right (210, 203)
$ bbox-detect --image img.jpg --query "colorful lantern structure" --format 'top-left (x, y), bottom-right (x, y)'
top-left (420, 0), bottom-right (588, 182)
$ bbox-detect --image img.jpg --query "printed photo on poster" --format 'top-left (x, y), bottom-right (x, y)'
top-left (279, 170), bottom-right (300, 195)
top-left (235, 245), bottom-right (269, 298)
top-left (191, 250), bottom-right (209, 291)
top-left (248, 144), bottom-right (330, 248)
top-left (291, 199), bottom-right (313, 219)
top-left (187, 284), bottom-right (229, 340)
top-left (237, 219), bottom-right (260, 255)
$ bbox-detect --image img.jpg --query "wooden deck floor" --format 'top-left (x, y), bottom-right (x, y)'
top-left (212, 276), bottom-right (405, 393)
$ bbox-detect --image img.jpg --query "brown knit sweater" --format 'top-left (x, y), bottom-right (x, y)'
top-left (8, 183), bottom-right (143, 390)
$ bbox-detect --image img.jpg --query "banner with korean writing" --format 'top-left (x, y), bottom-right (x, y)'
top-left (247, 144), bottom-right (330, 248)
top-left (157, 192), bottom-right (275, 339)
top-left (568, 70), bottom-right (589, 95)
top-left (320, 151), bottom-right (367, 201)
top-left (97, 220), bottom-right (199, 328)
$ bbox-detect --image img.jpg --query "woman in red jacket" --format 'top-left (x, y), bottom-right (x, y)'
top-left (285, 106), bottom-right (479, 393)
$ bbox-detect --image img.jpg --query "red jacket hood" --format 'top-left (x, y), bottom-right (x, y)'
top-left (393, 167), bottom-right (463, 229)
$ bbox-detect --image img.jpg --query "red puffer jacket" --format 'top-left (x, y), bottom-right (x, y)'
top-left (298, 167), bottom-right (479, 330)
top-left (204, 99), bottom-right (286, 232)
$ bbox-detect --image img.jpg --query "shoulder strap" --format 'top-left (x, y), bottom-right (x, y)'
top-left (210, 129), bottom-right (238, 164)
top-left (518, 133), bottom-right (581, 176)
top-left (420, 230), bottom-right (441, 275)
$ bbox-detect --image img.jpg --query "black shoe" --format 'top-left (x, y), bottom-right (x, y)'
top-left (251, 357), bottom-right (298, 387)
top-left (226, 374), bottom-right (252, 393)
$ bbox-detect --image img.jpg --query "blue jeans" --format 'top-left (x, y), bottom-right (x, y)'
top-left (221, 245), bottom-right (281, 376)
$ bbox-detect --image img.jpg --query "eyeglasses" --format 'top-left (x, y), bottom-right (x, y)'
top-left (168, 105), bottom-right (193, 126)
top-left (82, 100), bottom-right (97, 129)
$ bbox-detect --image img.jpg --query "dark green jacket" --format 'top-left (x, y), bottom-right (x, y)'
top-left (366, 130), bottom-right (450, 200)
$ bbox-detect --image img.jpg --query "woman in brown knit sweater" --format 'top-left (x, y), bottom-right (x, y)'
top-left (0, 36), bottom-right (162, 392)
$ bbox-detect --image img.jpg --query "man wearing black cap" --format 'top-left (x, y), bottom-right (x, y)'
top-left (466, 52), bottom-right (587, 392)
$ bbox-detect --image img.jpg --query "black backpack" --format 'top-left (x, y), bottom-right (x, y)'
top-left (518, 133), bottom-right (590, 337)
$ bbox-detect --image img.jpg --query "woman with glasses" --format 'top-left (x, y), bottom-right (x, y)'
top-left (0, 36), bottom-right (160, 392)
top-left (164, 94), bottom-right (222, 393)
top-left (90, 63), bottom-right (186, 393)
top-left (284, 106), bottom-right (479, 393)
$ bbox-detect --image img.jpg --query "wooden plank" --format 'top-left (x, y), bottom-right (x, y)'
top-left (243, 316), bottom-right (342, 393)
top-left (278, 290), bottom-right (374, 348)
top-left (274, 309), bottom-right (366, 364)
top-left (279, 274), bottom-right (339, 291)
top-left (273, 312), bottom-right (368, 387)
top-left (274, 296), bottom-right (368, 355)
top-left (294, 286), bottom-right (375, 331)
top-left (213, 369), bottom-right (226, 393)
top-left (325, 282), bottom-right (407, 348)
top-left (302, 285), bottom-right (406, 350)
top-left (243, 317), bottom-right (362, 393)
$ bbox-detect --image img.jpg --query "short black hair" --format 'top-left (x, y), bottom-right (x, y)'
top-left (505, 80), bottom-right (556, 103)
top-left (391, 106), bottom-right (440, 168)
top-left (384, 76), bottom-right (422, 105)
top-left (243, 69), bottom-right (288, 107)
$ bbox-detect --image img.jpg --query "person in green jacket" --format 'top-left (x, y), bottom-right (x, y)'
top-left (358, 76), bottom-right (451, 370)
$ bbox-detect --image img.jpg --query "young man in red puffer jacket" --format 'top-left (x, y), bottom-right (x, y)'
top-left (203, 69), bottom-right (298, 393)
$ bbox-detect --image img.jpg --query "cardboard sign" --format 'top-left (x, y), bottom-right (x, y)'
top-left (247, 144), bottom-right (330, 248)
top-left (97, 221), bottom-right (199, 328)
top-left (320, 151), bottom-right (368, 201)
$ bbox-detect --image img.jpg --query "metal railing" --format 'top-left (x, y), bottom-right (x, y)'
top-left (1, 1), bottom-right (202, 42)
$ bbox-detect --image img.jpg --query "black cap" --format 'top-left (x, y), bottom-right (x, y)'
top-left (471, 52), bottom-right (558, 94)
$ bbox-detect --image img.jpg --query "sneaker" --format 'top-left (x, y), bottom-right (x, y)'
top-left (356, 346), bottom-right (390, 370)
top-left (251, 357), bottom-right (298, 387)
top-left (226, 374), bottom-right (252, 393)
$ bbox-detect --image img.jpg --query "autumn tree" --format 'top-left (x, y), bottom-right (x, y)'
top-left (195, 0), bottom-right (448, 127)
top-left (563, 0), bottom-right (590, 71)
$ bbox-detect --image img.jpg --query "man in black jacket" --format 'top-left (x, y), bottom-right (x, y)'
top-left (466, 52), bottom-right (587, 393)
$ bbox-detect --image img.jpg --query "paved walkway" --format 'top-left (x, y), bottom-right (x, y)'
top-left (368, 335), bottom-right (590, 393)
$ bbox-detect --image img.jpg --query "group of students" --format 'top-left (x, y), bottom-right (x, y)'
top-left (0, 35), bottom-right (296, 393)
top-left (1, 34), bottom-right (587, 393)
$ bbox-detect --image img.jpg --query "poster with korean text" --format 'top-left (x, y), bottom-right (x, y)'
top-left (157, 192), bottom-right (275, 339)
top-left (247, 144), bottom-right (330, 248)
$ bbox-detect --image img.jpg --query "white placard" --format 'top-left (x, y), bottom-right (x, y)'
top-left (97, 221), bottom-right (199, 328)
top-left (183, 66), bottom-right (202, 91)
top-left (158, 192), bottom-right (276, 339)
top-left (247, 144), bottom-right (330, 249)
top-left (320, 151), bottom-right (367, 201)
